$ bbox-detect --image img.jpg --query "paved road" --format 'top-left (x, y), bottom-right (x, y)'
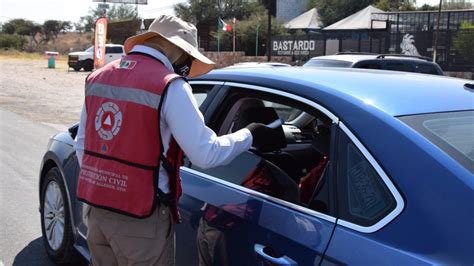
top-left (0, 109), bottom-right (81, 266)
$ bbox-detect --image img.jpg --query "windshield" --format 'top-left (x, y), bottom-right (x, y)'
top-left (303, 59), bottom-right (352, 68)
top-left (85, 46), bottom-right (94, 52)
top-left (400, 110), bottom-right (474, 173)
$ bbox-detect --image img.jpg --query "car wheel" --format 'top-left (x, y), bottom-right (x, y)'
top-left (83, 60), bottom-right (93, 72)
top-left (73, 63), bottom-right (82, 72)
top-left (40, 167), bottom-right (77, 264)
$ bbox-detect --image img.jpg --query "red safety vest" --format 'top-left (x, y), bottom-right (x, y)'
top-left (77, 53), bottom-right (184, 220)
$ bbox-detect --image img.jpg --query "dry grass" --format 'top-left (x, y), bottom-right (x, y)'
top-left (0, 50), bottom-right (71, 63)
top-left (0, 32), bottom-right (94, 61)
top-left (41, 32), bottom-right (93, 54)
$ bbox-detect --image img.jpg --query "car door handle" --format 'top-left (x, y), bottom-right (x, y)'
top-left (254, 244), bottom-right (298, 266)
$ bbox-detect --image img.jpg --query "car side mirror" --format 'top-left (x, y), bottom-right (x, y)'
top-left (68, 124), bottom-right (79, 139)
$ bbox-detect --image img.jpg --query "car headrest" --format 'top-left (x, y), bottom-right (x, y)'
top-left (234, 106), bottom-right (287, 151)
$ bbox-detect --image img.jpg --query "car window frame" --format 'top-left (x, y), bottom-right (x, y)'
top-left (180, 81), bottom-right (404, 233)
top-left (183, 82), bottom-right (339, 224)
top-left (188, 81), bottom-right (226, 121)
top-left (335, 122), bottom-right (405, 233)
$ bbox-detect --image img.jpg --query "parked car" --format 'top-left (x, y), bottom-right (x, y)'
top-left (67, 44), bottom-right (125, 72)
top-left (38, 66), bottom-right (473, 265)
top-left (303, 53), bottom-right (444, 76)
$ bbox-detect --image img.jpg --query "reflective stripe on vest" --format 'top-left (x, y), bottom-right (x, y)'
top-left (77, 54), bottom-right (182, 218)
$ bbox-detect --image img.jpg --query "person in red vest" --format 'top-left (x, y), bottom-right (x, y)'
top-left (74, 14), bottom-right (275, 265)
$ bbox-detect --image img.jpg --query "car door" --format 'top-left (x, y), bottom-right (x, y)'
top-left (320, 122), bottom-right (405, 265)
top-left (176, 82), bottom-right (339, 266)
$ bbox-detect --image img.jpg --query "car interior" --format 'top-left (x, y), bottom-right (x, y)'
top-left (214, 94), bottom-right (332, 212)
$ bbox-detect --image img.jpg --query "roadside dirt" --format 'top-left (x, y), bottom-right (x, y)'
top-left (0, 59), bottom-right (88, 130)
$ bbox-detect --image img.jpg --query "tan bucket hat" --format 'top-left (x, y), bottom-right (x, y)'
top-left (124, 14), bottom-right (215, 77)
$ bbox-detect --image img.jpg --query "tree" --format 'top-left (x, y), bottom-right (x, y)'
top-left (398, 0), bottom-right (416, 11)
top-left (1, 22), bottom-right (15, 34)
top-left (418, 4), bottom-right (438, 11)
top-left (453, 21), bottom-right (474, 59)
top-left (375, 0), bottom-right (391, 11)
top-left (1, 19), bottom-right (42, 46)
top-left (42, 20), bottom-right (72, 43)
top-left (174, 0), bottom-right (265, 24)
top-left (211, 11), bottom-right (288, 55)
top-left (443, 0), bottom-right (473, 10)
top-left (307, 0), bottom-right (377, 26)
top-left (77, 3), bottom-right (138, 33)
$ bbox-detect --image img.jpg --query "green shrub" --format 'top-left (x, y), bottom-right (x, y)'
top-left (0, 34), bottom-right (26, 50)
top-left (453, 21), bottom-right (474, 59)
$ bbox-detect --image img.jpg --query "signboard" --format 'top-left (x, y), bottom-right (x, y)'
top-left (271, 37), bottom-right (318, 57)
top-left (94, 17), bottom-right (108, 69)
top-left (93, 0), bottom-right (147, 4)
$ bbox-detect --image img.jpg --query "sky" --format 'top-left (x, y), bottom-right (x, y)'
top-left (0, 0), bottom-right (461, 24)
top-left (0, 0), bottom-right (186, 24)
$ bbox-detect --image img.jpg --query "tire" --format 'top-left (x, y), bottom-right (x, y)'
top-left (83, 60), bottom-right (93, 72)
top-left (40, 167), bottom-right (78, 264)
top-left (72, 62), bottom-right (82, 72)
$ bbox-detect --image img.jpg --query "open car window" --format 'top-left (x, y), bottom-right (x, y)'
top-left (189, 83), bottom-right (215, 107)
top-left (193, 86), bottom-right (335, 215)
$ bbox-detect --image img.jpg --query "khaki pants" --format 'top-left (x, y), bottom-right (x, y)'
top-left (196, 218), bottom-right (229, 266)
top-left (86, 204), bottom-right (175, 266)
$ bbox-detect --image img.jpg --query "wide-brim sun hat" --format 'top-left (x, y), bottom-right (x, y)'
top-left (124, 14), bottom-right (215, 77)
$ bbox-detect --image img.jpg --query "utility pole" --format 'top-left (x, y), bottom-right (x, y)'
top-left (433, 0), bottom-right (442, 62)
top-left (267, 5), bottom-right (272, 62)
top-left (256, 19), bottom-right (260, 57)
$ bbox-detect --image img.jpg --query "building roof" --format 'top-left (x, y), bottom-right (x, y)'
top-left (284, 8), bottom-right (323, 30)
top-left (324, 5), bottom-right (387, 30)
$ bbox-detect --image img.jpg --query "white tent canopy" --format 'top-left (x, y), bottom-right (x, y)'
top-left (324, 5), bottom-right (386, 30)
top-left (284, 8), bottom-right (323, 30)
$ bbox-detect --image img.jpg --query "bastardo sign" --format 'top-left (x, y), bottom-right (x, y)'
top-left (94, 17), bottom-right (108, 69)
top-left (272, 38), bottom-right (316, 56)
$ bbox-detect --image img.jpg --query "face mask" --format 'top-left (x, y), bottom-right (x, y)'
top-left (172, 56), bottom-right (193, 77)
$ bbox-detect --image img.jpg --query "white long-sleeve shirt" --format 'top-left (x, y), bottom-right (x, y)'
top-left (74, 45), bottom-right (252, 193)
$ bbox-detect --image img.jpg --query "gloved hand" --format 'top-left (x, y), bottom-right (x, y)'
top-left (246, 123), bottom-right (280, 152)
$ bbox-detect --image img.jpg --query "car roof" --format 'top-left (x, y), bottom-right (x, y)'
top-left (309, 54), bottom-right (432, 64)
top-left (197, 67), bottom-right (473, 117)
top-left (105, 44), bottom-right (124, 47)
top-left (226, 62), bottom-right (291, 69)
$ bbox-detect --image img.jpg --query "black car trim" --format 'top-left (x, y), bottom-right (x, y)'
top-left (336, 122), bottom-right (405, 233)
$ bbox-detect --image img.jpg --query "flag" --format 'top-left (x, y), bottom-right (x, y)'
top-left (218, 18), bottom-right (232, 32)
top-left (94, 17), bottom-right (107, 69)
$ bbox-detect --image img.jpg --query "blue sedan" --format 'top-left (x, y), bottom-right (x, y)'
top-left (38, 67), bottom-right (474, 265)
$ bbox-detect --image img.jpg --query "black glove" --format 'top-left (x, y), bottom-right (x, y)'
top-left (246, 123), bottom-right (283, 152)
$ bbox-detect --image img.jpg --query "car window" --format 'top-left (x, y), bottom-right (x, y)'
top-left (303, 59), bottom-right (352, 68)
top-left (106, 46), bottom-right (123, 54)
top-left (399, 110), bottom-right (474, 173)
top-left (336, 130), bottom-right (396, 227)
top-left (192, 87), bottom-right (334, 215)
top-left (416, 63), bottom-right (440, 75)
top-left (386, 61), bottom-right (414, 72)
top-left (85, 46), bottom-right (94, 52)
top-left (356, 62), bottom-right (382, 69)
top-left (189, 83), bottom-right (214, 107)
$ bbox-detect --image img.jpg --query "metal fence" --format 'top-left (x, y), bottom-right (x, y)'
top-left (271, 10), bottom-right (474, 71)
